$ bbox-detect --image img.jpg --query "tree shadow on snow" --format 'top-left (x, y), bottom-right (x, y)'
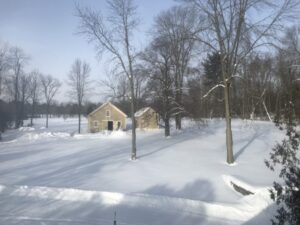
top-left (234, 130), bottom-right (264, 160)
top-left (137, 126), bottom-right (217, 159)
top-left (0, 141), bottom-right (131, 187)
top-left (0, 130), bottom-right (26, 142)
top-left (243, 202), bottom-right (277, 225)
top-left (143, 179), bottom-right (215, 202)
top-left (0, 181), bottom-right (211, 225)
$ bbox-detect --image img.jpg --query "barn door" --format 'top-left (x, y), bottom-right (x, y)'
top-left (108, 121), bottom-right (113, 131)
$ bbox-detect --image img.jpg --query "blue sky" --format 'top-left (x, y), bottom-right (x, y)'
top-left (0, 0), bottom-right (178, 101)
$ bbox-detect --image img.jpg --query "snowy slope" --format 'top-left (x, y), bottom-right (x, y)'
top-left (0, 118), bottom-right (283, 224)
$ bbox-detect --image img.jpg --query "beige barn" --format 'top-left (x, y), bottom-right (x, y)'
top-left (88, 102), bottom-right (127, 132)
top-left (135, 107), bottom-right (159, 129)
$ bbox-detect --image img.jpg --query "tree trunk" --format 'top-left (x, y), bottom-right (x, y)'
top-left (30, 101), bottom-right (35, 126)
top-left (175, 114), bottom-right (181, 130)
top-left (129, 76), bottom-right (137, 160)
top-left (175, 88), bottom-right (182, 129)
top-left (262, 99), bottom-right (272, 122)
top-left (275, 92), bottom-right (281, 119)
top-left (130, 91), bottom-right (137, 160)
top-left (224, 82), bottom-right (234, 164)
top-left (14, 84), bottom-right (18, 129)
top-left (174, 86), bottom-right (182, 130)
top-left (20, 96), bottom-right (25, 127)
top-left (14, 102), bottom-right (18, 128)
top-left (30, 109), bottom-right (33, 126)
top-left (78, 103), bottom-right (81, 134)
top-left (46, 104), bottom-right (49, 128)
top-left (165, 116), bottom-right (170, 137)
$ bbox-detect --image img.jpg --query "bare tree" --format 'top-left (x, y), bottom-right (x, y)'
top-left (100, 66), bottom-right (146, 108)
top-left (67, 59), bottom-right (92, 133)
top-left (243, 55), bottom-right (274, 121)
top-left (184, 0), bottom-right (300, 164)
top-left (133, 66), bottom-right (148, 109)
top-left (19, 73), bottom-right (31, 126)
top-left (154, 6), bottom-right (200, 130)
top-left (76, 0), bottom-right (139, 160)
top-left (0, 43), bottom-right (10, 140)
top-left (141, 38), bottom-right (174, 137)
top-left (8, 47), bottom-right (29, 128)
top-left (274, 26), bottom-right (300, 119)
top-left (40, 74), bottom-right (61, 128)
top-left (0, 42), bottom-right (10, 97)
top-left (99, 71), bottom-right (129, 101)
top-left (282, 25), bottom-right (300, 59)
top-left (28, 70), bottom-right (41, 126)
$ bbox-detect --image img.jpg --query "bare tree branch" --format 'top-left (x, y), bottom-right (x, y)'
top-left (76, 0), bottom-right (139, 160)
top-left (40, 74), bottom-right (61, 128)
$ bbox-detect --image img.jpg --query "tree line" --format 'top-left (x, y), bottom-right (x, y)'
top-left (81, 0), bottom-right (300, 163)
top-left (1, 0), bottom-right (300, 165)
top-left (1, 1), bottom-right (299, 223)
top-left (0, 44), bottom-right (94, 139)
top-left (77, 2), bottom-right (299, 222)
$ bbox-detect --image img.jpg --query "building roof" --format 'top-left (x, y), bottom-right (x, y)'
top-left (134, 107), bottom-right (151, 117)
top-left (88, 102), bottom-right (127, 117)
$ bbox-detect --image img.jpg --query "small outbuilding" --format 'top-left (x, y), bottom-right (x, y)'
top-left (135, 107), bottom-right (159, 129)
top-left (88, 102), bottom-right (127, 133)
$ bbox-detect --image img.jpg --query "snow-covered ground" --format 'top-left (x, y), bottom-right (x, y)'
top-left (0, 117), bottom-right (283, 225)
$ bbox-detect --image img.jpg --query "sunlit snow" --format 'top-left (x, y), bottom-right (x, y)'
top-left (0, 117), bottom-right (283, 225)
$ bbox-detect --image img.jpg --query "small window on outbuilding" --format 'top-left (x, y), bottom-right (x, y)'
top-left (106, 110), bottom-right (110, 118)
top-left (93, 120), bottom-right (99, 128)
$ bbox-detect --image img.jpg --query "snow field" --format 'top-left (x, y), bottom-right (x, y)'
top-left (0, 117), bottom-right (284, 224)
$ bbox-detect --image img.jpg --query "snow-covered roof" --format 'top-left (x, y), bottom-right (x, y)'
top-left (134, 107), bottom-right (151, 117)
top-left (88, 102), bottom-right (127, 117)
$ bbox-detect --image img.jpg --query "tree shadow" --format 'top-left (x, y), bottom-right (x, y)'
top-left (0, 138), bottom-right (132, 188)
top-left (234, 131), bottom-right (264, 160)
top-left (243, 202), bottom-right (277, 225)
top-left (143, 179), bottom-right (215, 202)
top-left (0, 179), bottom-right (213, 225)
top-left (137, 126), bottom-right (217, 159)
top-left (0, 130), bottom-right (25, 142)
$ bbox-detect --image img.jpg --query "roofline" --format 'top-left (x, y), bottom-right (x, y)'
top-left (88, 102), bottom-right (127, 117)
top-left (135, 107), bottom-right (151, 117)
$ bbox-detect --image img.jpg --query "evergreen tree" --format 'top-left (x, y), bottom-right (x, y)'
top-left (265, 108), bottom-right (300, 225)
top-left (202, 52), bottom-right (223, 117)
top-left (202, 52), bottom-right (222, 87)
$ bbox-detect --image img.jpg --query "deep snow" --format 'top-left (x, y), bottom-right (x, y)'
top-left (0, 117), bottom-right (284, 224)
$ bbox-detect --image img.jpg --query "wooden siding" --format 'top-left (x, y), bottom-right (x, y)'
top-left (136, 108), bottom-right (159, 129)
top-left (88, 102), bottom-right (126, 132)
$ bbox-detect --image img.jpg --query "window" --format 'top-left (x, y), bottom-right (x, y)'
top-left (93, 120), bottom-right (99, 128)
top-left (106, 110), bottom-right (110, 118)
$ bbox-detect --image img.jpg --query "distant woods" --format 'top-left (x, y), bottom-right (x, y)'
top-left (0, 43), bottom-right (93, 136)
top-left (95, 1), bottom-right (300, 125)
top-left (77, 0), bottom-right (300, 164)
top-left (1, 1), bottom-right (300, 151)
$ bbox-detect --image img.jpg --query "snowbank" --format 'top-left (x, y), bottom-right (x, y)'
top-left (74, 130), bottom-right (128, 139)
top-left (0, 182), bottom-right (275, 225)
top-left (20, 132), bottom-right (71, 141)
top-left (18, 127), bottom-right (35, 132)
